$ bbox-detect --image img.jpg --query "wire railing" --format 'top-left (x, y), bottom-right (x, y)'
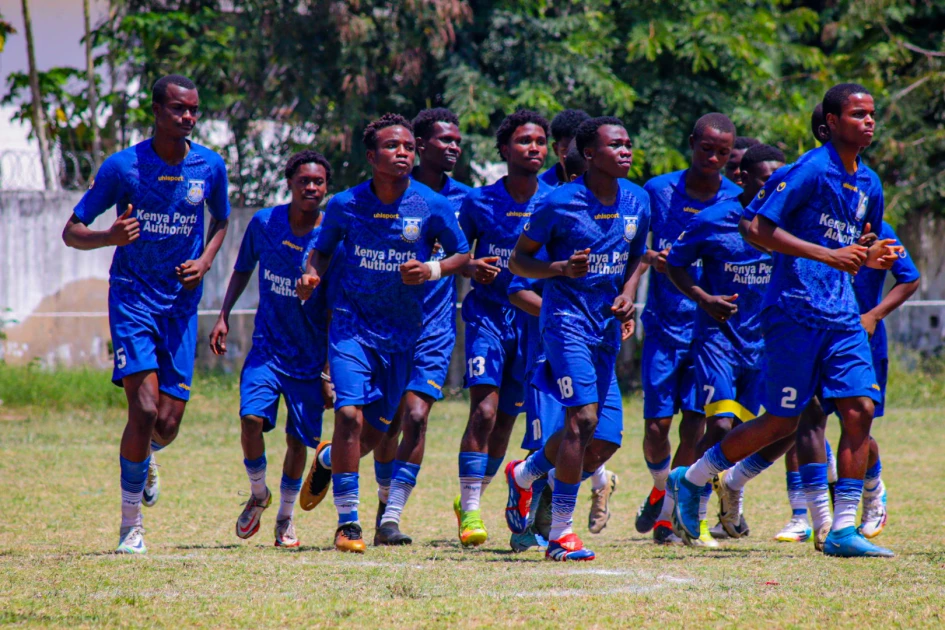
top-left (0, 149), bottom-right (104, 191)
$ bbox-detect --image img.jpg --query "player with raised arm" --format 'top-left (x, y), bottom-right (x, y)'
top-left (62, 74), bottom-right (230, 554)
top-left (539, 109), bottom-right (591, 187)
top-left (453, 110), bottom-right (551, 547)
top-left (296, 114), bottom-right (469, 553)
top-left (508, 116), bottom-right (648, 561)
top-left (628, 113), bottom-right (741, 546)
top-left (668, 84), bottom-right (901, 558)
top-left (369, 108), bottom-right (473, 546)
top-left (208, 151), bottom-right (333, 548)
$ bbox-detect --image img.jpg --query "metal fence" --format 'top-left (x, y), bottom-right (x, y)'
top-left (0, 149), bottom-right (102, 191)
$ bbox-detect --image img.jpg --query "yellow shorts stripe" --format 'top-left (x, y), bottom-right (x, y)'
top-left (704, 399), bottom-right (758, 423)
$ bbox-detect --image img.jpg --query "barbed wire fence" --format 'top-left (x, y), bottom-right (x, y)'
top-left (1, 149), bottom-right (103, 191)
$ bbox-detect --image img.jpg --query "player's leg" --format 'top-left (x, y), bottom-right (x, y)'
top-left (637, 337), bottom-right (675, 536)
top-left (273, 434), bottom-right (306, 548)
top-left (456, 385), bottom-right (499, 546)
top-left (481, 333), bottom-right (527, 498)
top-left (587, 373), bottom-right (622, 535)
top-left (371, 402), bottom-right (402, 531)
top-left (775, 444), bottom-right (812, 542)
top-left (860, 357), bottom-right (889, 538)
top-left (796, 398), bottom-right (832, 549)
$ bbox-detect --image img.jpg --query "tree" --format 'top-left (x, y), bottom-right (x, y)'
top-left (19, 0), bottom-right (57, 190)
top-left (84, 0), bottom-right (102, 169)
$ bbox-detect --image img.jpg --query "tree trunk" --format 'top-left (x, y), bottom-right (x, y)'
top-left (20, 0), bottom-right (57, 191)
top-left (83, 0), bottom-right (101, 169)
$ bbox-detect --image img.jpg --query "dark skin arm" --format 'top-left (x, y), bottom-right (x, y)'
top-left (400, 252), bottom-right (471, 285)
top-left (861, 278), bottom-right (920, 336)
top-left (612, 254), bottom-right (643, 324)
top-left (209, 270), bottom-right (253, 355)
top-left (296, 249), bottom-right (333, 300)
top-left (508, 233), bottom-right (590, 279)
top-left (666, 263), bottom-right (738, 322)
top-left (62, 204), bottom-right (139, 250)
top-left (177, 216), bottom-right (229, 290)
top-left (509, 288), bottom-right (542, 318)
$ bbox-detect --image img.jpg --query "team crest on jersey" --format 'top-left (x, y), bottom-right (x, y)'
top-left (402, 217), bottom-right (422, 242)
top-left (186, 179), bottom-right (206, 205)
top-left (757, 189), bottom-right (765, 200)
top-left (776, 182), bottom-right (787, 192)
top-left (855, 191), bottom-right (868, 221)
top-left (623, 216), bottom-right (639, 242)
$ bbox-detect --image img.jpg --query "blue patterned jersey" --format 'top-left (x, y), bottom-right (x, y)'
top-left (523, 177), bottom-right (650, 348)
top-left (756, 144), bottom-right (885, 331)
top-left (742, 164), bottom-right (792, 222)
top-left (508, 271), bottom-right (546, 379)
top-left (459, 178), bottom-right (552, 315)
top-left (854, 222), bottom-right (920, 360)
top-left (667, 200), bottom-right (772, 369)
top-left (73, 139), bottom-right (230, 316)
top-left (314, 179), bottom-right (469, 352)
top-left (641, 170), bottom-right (742, 348)
top-left (539, 165), bottom-right (566, 188)
top-left (419, 175), bottom-right (473, 333)
top-left (234, 205), bottom-right (328, 379)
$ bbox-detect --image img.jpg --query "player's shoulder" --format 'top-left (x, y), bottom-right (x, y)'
top-left (643, 169), bottom-right (685, 194)
top-left (186, 141), bottom-right (227, 169)
top-left (542, 179), bottom-right (584, 204)
top-left (99, 143), bottom-right (143, 176)
top-left (250, 204), bottom-right (283, 227)
top-left (618, 178), bottom-right (649, 204)
top-left (718, 176), bottom-right (743, 199)
top-left (407, 179), bottom-right (454, 215)
top-left (694, 199), bottom-right (740, 227)
top-left (444, 176), bottom-right (474, 197)
top-left (328, 183), bottom-right (363, 210)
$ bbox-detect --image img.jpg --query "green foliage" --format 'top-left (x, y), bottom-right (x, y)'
top-left (0, 10), bottom-right (15, 54)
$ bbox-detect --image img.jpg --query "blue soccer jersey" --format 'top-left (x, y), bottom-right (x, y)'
top-left (507, 274), bottom-right (546, 379)
top-left (523, 177), bottom-right (650, 348)
top-left (742, 164), bottom-right (792, 222)
top-left (73, 139), bottom-right (231, 316)
top-left (234, 205), bottom-right (331, 379)
top-left (667, 200), bottom-right (772, 368)
top-left (756, 144), bottom-right (884, 331)
top-left (539, 165), bottom-right (566, 188)
top-left (420, 175), bottom-right (472, 332)
top-left (641, 170), bottom-right (742, 348)
top-left (314, 179), bottom-right (469, 353)
top-left (853, 222), bottom-right (920, 360)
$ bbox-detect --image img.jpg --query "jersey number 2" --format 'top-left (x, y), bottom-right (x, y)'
top-left (781, 387), bottom-right (797, 409)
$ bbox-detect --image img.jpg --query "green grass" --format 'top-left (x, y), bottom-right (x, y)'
top-left (1, 373), bottom-right (944, 627)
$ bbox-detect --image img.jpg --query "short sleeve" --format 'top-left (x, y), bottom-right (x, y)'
top-left (743, 165), bottom-right (789, 221)
top-left (73, 156), bottom-right (123, 225)
top-left (315, 197), bottom-right (347, 254)
top-left (428, 196), bottom-right (470, 255)
top-left (628, 192), bottom-right (650, 257)
top-left (757, 163), bottom-right (816, 226)
top-left (865, 180), bottom-right (884, 237)
top-left (233, 215), bottom-right (260, 273)
top-left (883, 223), bottom-right (920, 284)
top-left (522, 198), bottom-right (557, 245)
top-left (207, 156), bottom-right (231, 221)
top-left (666, 212), bottom-right (708, 269)
top-left (458, 195), bottom-right (478, 244)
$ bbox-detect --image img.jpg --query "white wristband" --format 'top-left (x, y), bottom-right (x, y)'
top-left (425, 260), bottom-right (442, 282)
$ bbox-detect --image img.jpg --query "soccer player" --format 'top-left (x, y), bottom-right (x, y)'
top-left (208, 151), bottom-right (333, 548)
top-left (62, 74), bottom-right (229, 554)
top-left (454, 110), bottom-right (551, 547)
top-left (297, 113), bottom-right (470, 553)
top-left (668, 84), bottom-right (901, 557)
top-left (665, 144), bottom-right (787, 544)
top-left (508, 116), bottom-right (648, 561)
top-left (724, 136), bottom-right (760, 187)
top-left (539, 109), bottom-right (591, 187)
top-left (629, 113), bottom-right (741, 545)
top-left (369, 108), bottom-right (473, 545)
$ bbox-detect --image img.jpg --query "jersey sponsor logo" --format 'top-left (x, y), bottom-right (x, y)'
top-left (586, 250), bottom-right (629, 275)
top-left (776, 182), bottom-right (787, 192)
top-left (843, 182), bottom-right (859, 193)
top-left (486, 243), bottom-right (514, 267)
top-left (354, 245), bottom-right (416, 271)
top-left (186, 179), bottom-right (206, 204)
top-left (594, 213), bottom-right (620, 220)
top-left (523, 221), bottom-right (531, 231)
top-left (724, 261), bottom-right (773, 286)
top-left (138, 209), bottom-right (198, 236)
top-left (624, 216), bottom-right (639, 242)
top-left (506, 211), bottom-right (531, 218)
top-left (683, 206), bottom-right (700, 213)
top-left (282, 239), bottom-right (304, 252)
top-left (159, 175), bottom-right (185, 182)
top-left (374, 212), bottom-right (399, 219)
top-left (402, 217), bottom-right (422, 242)
top-left (263, 268), bottom-right (297, 297)
top-left (855, 192), bottom-right (868, 221)
top-left (818, 213), bottom-right (861, 245)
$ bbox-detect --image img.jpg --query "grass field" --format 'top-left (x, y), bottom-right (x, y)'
top-left (1, 368), bottom-right (945, 628)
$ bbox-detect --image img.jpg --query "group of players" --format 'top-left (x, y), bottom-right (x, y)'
top-left (63, 72), bottom-right (915, 561)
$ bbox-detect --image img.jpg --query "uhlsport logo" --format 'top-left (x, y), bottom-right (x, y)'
top-left (186, 179), bottom-right (206, 205)
top-left (623, 216), bottom-right (639, 242)
top-left (402, 217), bottom-right (422, 242)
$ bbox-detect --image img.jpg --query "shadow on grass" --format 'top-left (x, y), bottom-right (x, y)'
top-left (172, 543), bottom-right (242, 551)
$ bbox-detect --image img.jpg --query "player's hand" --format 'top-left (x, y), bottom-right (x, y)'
top-left (860, 312), bottom-right (878, 337)
top-left (463, 255), bottom-right (501, 284)
top-left (857, 223), bottom-right (877, 248)
top-left (611, 295), bottom-right (635, 323)
top-left (652, 248), bottom-right (670, 274)
top-left (321, 377), bottom-right (335, 410)
top-left (698, 293), bottom-right (739, 323)
top-left (866, 238), bottom-right (903, 270)
top-left (296, 273), bottom-right (319, 301)
top-left (400, 259), bottom-right (431, 285)
top-left (825, 244), bottom-right (868, 274)
top-left (621, 318), bottom-right (635, 340)
top-left (176, 258), bottom-right (210, 290)
top-left (209, 316), bottom-right (228, 355)
top-left (108, 204), bottom-right (140, 247)
top-left (563, 248), bottom-right (591, 278)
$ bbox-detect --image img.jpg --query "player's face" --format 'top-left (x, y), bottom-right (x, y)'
top-left (153, 84), bottom-right (199, 140)
top-left (418, 122), bottom-right (462, 173)
top-left (588, 125), bottom-right (633, 178)
top-left (368, 125), bottom-right (416, 179)
top-left (289, 162), bottom-right (329, 214)
top-left (725, 148), bottom-right (747, 186)
top-left (689, 127), bottom-right (734, 177)
top-left (742, 160), bottom-right (784, 199)
top-left (829, 93), bottom-right (875, 149)
top-left (504, 123), bottom-right (547, 173)
top-left (553, 136), bottom-right (573, 164)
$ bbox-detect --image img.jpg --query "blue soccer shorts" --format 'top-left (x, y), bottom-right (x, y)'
top-left (762, 313), bottom-right (881, 417)
top-left (695, 345), bottom-right (763, 422)
top-left (239, 347), bottom-right (325, 449)
top-left (406, 323), bottom-right (456, 401)
top-left (642, 335), bottom-right (701, 419)
top-left (536, 328), bottom-right (616, 408)
top-left (462, 299), bottom-right (527, 416)
top-left (524, 366), bottom-right (623, 449)
top-left (108, 295), bottom-right (197, 401)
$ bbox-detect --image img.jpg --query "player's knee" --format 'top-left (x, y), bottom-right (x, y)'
top-left (335, 406), bottom-right (361, 430)
top-left (241, 415), bottom-right (265, 435)
top-left (570, 408), bottom-right (599, 440)
top-left (131, 399), bottom-right (159, 428)
top-left (840, 398), bottom-right (874, 432)
top-left (643, 417), bottom-right (670, 444)
top-left (285, 433), bottom-right (306, 456)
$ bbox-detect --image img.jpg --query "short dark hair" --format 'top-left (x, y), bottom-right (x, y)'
top-left (692, 113), bottom-right (736, 140)
top-left (734, 136), bottom-right (760, 150)
top-left (152, 74), bottom-right (196, 105)
top-left (550, 109), bottom-right (591, 142)
top-left (495, 109), bottom-right (549, 158)
top-left (363, 113), bottom-right (413, 150)
top-left (740, 144), bottom-right (786, 174)
top-left (822, 83), bottom-right (871, 119)
top-left (810, 103), bottom-right (829, 143)
top-left (574, 116), bottom-right (625, 155)
top-left (564, 144), bottom-right (587, 179)
top-left (285, 150), bottom-right (332, 183)
top-left (412, 108), bottom-right (460, 140)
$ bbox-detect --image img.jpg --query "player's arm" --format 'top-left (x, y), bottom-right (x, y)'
top-left (861, 278), bottom-right (919, 337)
top-left (747, 215), bottom-right (866, 274)
top-left (401, 199), bottom-right (472, 284)
top-left (209, 269), bottom-right (251, 355)
top-left (298, 248), bottom-right (334, 300)
top-left (738, 218), bottom-right (771, 254)
top-left (509, 288), bottom-right (542, 317)
top-left (509, 233), bottom-right (589, 279)
top-left (178, 161), bottom-right (231, 290)
top-left (667, 262), bottom-right (737, 323)
top-left (611, 253), bottom-right (644, 327)
top-left (63, 205), bottom-right (139, 250)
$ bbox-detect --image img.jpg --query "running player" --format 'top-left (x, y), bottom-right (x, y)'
top-left (454, 110), bottom-right (551, 547)
top-left (629, 113), bottom-right (741, 545)
top-left (668, 84), bottom-right (901, 557)
top-left (725, 137), bottom-right (760, 187)
top-left (369, 108), bottom-right (473, 546)
top-left (508, 116), bottom-right (648, 561)
top-left (209, 151), bottom-right (333, 548)
top-left (539, 109), bottom-right (591, 187)
top-left (297, 113), bottom-right (470, 553)
top-left (62, 74), bottom-right (230, 554)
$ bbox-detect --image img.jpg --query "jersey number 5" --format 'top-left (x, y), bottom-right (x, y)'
top-left (115, 347), bottom-right (127, 370)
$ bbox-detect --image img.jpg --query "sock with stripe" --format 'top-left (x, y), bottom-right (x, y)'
top-left (549, 480), bottom-right (580, 541)
top-left (119, 455), bottom-right (150, 529)
top-left (832, 478), bottom-right (863, 531)
top-left (458, 452), bottom-right (487, 512)
top-left (513, 448), bottom-right (554, 489)
top-left (381, 461), bottom-right (421, 525)
top-left (244, 454), bottom-right (268, 500)
top-left (786, 471), bottom-right (808, 518)
top-left (277, 473), bottom-right (302, 520)
top-left (685, 444), bottom-right (734, 487)
top-left (526, 477), bottom-right (548, 527)
top-left (375, 459), bottom-right (393, 503)
top-left (800, 463), bottom-right (831, 532)
top-left (332, 472), bottom-right (360, 525)
top-left (825, 439), bottom-right (838, 484)
top-left (647, 455), bottom-right (671, 492)
top-left (149, 440), bottom-right (166, 454)
top-left (726, 453), bottom-right (773, 491)
top-left (863, 458), bottom-right (883, 499)
top-left (480, 455), bottom-right (504, 496)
